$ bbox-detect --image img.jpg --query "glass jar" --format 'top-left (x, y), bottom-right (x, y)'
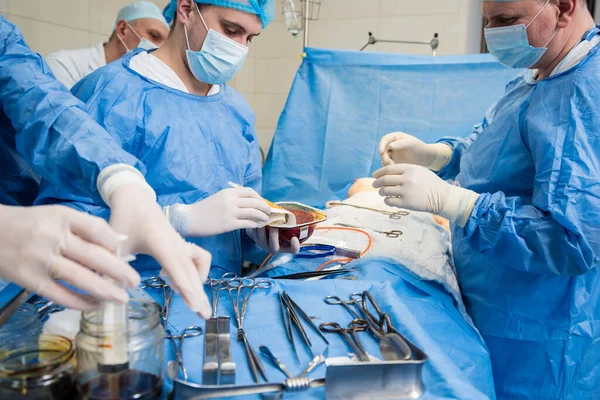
top-left (0, 304), bottom-right (42, 342)
top-left (0, 334), bottom-right (77, 399)
top-left (76, 300), bottom-right (164, 400)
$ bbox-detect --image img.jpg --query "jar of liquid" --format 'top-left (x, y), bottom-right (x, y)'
top-left (0, 334), bottom-right (77, 399)
top-left (76, 300), bottom-right (164, 400)
top-left (0, 303), bottom-right (42, 342)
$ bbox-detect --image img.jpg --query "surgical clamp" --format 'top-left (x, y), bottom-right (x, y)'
top-left (208, 272), bottom-right (237, 318)
top-left (319, 319), bottom-right (370, 362)
top-left (334, 223), bottom-right (403, 238)
top-left (166, 326), bottom-right (203, 381)
top-left (324, 295), bottom-right (364, 320)
top-left (142, 276), bottom-right (175, 327)
top-left (226, 278), bottom-right (273, 383)
top-left (327, 201), bottom-right (409, 220)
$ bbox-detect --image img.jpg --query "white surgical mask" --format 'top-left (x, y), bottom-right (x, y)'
top-left (184, 3), bottom-right (249, 85)
top-left (118, 21), bottom-right (159, 53)
top-left (484, 0), bottom-right (559, 69)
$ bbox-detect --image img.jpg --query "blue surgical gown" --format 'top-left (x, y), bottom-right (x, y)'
top-left (36, 50), bottom-right (263, 274)
top-left (437, 34), bottom-right (600, 398)
top-left (0, 16), bottom-right (144, 206)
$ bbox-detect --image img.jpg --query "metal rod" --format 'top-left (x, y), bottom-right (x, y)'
top-left (303, 0), bottom-right (310, 48)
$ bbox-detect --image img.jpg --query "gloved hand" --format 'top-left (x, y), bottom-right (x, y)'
top-left (0, 205), bottom-right (141, 310)
top-left (107, 184), bottom-right (212, 319)
top-left (379, 132), bottom-right (453, 171)
top-left (246, 228), bottom-right (301, 255)
top-left (372, 164), bottom-right (480, 228)
top-left (164, 188), bottom-right (272, 237)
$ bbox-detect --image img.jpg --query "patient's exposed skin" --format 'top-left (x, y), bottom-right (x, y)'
top-left (348, 178), bottom-right (450, 232)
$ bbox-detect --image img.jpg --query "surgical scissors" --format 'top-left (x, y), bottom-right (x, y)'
top-left (166, 326), bottom-right (203, 381)
top-left (334, 223), bottom-right (403, 238)
top-left (141, 276), bottom-right (175, 326)
top-left (319, 319), bottom-right (370, 361)
top-left (207, 272), bottom-right (237, 318)
top-left (327, 201), bottom-right (410, 220)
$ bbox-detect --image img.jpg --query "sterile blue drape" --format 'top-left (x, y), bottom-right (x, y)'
top-left (262, 48), bottom-right (520, 207)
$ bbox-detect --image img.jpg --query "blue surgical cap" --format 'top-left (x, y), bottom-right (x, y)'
top-left (163, 0), bottom-right (275, 28)
top-left (116, 1), bottom-right (170, 30)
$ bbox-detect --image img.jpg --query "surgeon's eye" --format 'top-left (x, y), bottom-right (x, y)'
top-left (225, 27), bottom-right (239, 36)
top-left (496, 17), bottom-right (519, 26)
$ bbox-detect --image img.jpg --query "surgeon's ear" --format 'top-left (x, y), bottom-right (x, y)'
top-left (556, 0), bottom-right (576, 28)
top-left (114, 20), bottom-right (128, 38)
top-left (177, 0), bottom-right (195, 25)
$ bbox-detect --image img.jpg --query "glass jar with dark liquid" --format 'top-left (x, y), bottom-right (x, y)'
top-left (0, 334), bottom-right (77, 399)
top-left (76, 300), bottom-right (164, 399)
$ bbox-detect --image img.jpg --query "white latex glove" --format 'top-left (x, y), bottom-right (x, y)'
top-left (379, 132), bottom-right (453, 171)
top-left (0, 205), bottom-right (141, 310)
top-left (107, 185), bottom-right (212, 319)
top-left (372, 164), bottom-right (480, 228)
top-left (164, 188), bottom-right (271, 237)
top-left (246, 228), bottom-right (301, 255)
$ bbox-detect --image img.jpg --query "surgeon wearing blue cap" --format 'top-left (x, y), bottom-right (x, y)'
top-left (46, 1), bottom-right (170, 89)
top-left (374, 0), bottom-right (600, 398)
top-left (36, 0), bottom-right (296, 275)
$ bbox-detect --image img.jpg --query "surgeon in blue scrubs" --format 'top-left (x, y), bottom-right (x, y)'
top-left (374, 0), bottom-right (600, 398)
top-left (36, 0), bottom-right (299, 276)
top-left (0, 15), bottom-right (212, 318)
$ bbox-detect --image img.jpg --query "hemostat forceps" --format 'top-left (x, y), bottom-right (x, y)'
top-left (142, 276), bottom-right (175, 327)
top-left (226, 278), bottom-right (273, 383)
top-left (207, 272), bottom-right (237, 318)
top-left (166, 326), bottom-right (203, 381)
top-left (327, 201), bottom-right (409, 219)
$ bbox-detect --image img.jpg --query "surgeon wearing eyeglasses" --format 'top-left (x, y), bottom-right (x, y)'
top-left (374, 0), bottom-right (600, 398)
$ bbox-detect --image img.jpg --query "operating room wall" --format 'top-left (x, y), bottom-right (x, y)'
top-left (228, 0), bottom-right (483, 153)
top-left (0, 0), bottom-right (482, 154)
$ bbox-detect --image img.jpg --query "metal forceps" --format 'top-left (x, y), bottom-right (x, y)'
top-left (327, 201), bottom-right (410, 220)
top-left (319, 319), bottom-right (370, 361)
top-left (334, 223), bottom-right (403, 238)
top-left (324, 294), bottom-right (364, 320)
top-left (166, 326), bottom-right (203, 381)
top-left (141, 276), bottom-right (175, 326)
top-left (208, 272), bottom-right (237, 318)
top-left (226, 278), bottom-right (273, 383)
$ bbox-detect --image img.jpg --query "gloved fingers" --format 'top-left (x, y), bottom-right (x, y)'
top-left (35, 279), bottom-right (100, 311)
top-left (68, 211), bottom-right (121, 253)
top-left (146, 239), bottom-right (209, 317)
top-left (189, 243), bottom-right (212, 285)
top-left (380, 150), bottom-right (396, 167)
top-left (230, 187), bottom-right (264, 199)
top-left (255, 227), bottom-right (269, 249)
top-left (378, 186), bottom-right (405, 198)
top-left (372, 174), bottom-right (404, 189)
top-left (235, 206), bottom-right (270, 223)
top-left (49, 256), bottom-right (130, 304)
top-left (278, 236), bottom-right (300, 254)
top-left (384, 197), bottom-right (407, 209)
top-left (268, 227), bottom-right (280, 254)
top-left (378, 132), bottom-right (405, 154)
top-left (372, 164), bottom-right (406, 179)
top-left (236, 198), bottom-right (272, 216)
top-left (62, 234), bottom-right (140, 287)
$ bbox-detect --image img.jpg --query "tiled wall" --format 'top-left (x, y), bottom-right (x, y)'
top-left (229, 0), bottom-right (483, 152)
top-left (2, 0), bottom-right (482, 153)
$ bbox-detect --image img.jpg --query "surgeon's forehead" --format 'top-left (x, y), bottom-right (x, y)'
top-left (482, 0), bottom-right (541, 19)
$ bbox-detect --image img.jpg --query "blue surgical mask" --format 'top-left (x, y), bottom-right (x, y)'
top-left (184, 3), bottom-right (249, 85)
top-left (484, 0), bottom-right (559, 69)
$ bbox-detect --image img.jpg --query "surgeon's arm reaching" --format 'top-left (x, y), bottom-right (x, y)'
top-left (0, 16), bottom-right (212, 318)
